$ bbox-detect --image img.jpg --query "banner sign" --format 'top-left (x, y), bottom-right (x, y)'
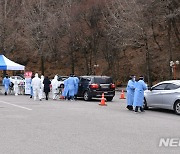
top-left (24, 71), bottom-right (32, 95)
top-left (24, 72), bottom-right (32, 78)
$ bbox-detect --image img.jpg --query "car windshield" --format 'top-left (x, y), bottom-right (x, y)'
top-left (62, 77), bottom-right (68, 81)
top-left (94, 77), bottom-right (113, 84)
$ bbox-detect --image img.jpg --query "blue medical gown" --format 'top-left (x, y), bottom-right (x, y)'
top-left (3, 77), bottom-right (11, 92)
top-left (62, 79), bottom-right (68, 97)
top-left (30, 78), bottom-right (33, 96)
top-left (66, 77), bottom-right (76, 97)
top-left (126, 80), bottom-right (135, 106)
top-left (74, 77), bottom-right (79, 95)
top-left (133, 80), bottom-right (147, 107)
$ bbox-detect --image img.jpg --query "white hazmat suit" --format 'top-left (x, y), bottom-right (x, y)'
top-left (14, 77), bottom-right (19, 96)
top-left (39, 75), bottom-right (44, 99)
top-left (51, 75), bottom-right (59, 100)
top-left (32, 73), bottom-right (41, 101)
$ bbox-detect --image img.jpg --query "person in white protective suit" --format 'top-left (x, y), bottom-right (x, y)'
top-left (32, 73), bottom-right (41, 101)
top-left (39, 75), bottom-right (45, 99)
top-left (51, 75), bottom-right (59, 100)
top-left (14, 77), bottom-right (19, 96)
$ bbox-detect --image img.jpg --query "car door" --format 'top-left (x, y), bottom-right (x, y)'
top-left (78, 78), bottom-right (90, 96)
top-left (160, 83), bottom-right (180, 109)
top-left (145, 83), bottom-right (168, 107)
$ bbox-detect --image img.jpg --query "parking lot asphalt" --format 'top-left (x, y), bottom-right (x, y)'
top-left (0, 92), bottom-right (179, 154)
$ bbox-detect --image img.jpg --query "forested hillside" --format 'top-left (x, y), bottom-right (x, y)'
top-left (0, 0), bottom-right (179, 85)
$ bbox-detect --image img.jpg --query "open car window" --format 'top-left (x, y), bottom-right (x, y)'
top-left (80, 78), bottom-right (91, 84)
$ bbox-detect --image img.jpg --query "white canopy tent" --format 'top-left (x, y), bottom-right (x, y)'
top-left (0, 55), bottom-right (25, 70)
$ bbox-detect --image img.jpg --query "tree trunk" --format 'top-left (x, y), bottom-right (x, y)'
top-left (151, 20), bottom-right (162, 51)
top-left (167, 22), bottom-right (173, 79)
top-left (3, 70), bottom-right (6, 77)
top-left (70, 50), bottom-right (75, 75)
top-left (172, 18), bottom-right (180, 43)
top-left (84, 51), bottom-right (90, 75)
top-left (41, 54), bottom-right (44, 75)
top-left (144, 32), bottom-right (152, 87)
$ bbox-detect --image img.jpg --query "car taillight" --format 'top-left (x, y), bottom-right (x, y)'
top-left (111, 84), bottom-right (115, 89)
top-left (90, 84), bottom-right (99, 89)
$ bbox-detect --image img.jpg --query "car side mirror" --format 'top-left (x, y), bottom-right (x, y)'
top-left (148, 87), bottom-right (152, 91)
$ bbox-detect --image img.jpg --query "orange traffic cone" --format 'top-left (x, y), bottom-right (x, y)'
top-left (99, 93), bottom-right (107, 106)
top-left (120, 90), bottom-right (125, 99)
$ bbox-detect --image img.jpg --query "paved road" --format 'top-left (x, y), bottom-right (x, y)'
top-left (0, 92), bottom-right (179, 154)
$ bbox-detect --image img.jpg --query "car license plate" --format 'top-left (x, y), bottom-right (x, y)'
top-left (100, 84), bottom-right (109, 89)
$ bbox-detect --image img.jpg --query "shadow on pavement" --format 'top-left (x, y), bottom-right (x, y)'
top-left (146, 107), bottom-right (177, 115)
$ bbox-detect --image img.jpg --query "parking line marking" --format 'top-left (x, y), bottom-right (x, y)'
top-left (0, 101), bottom-right (32, 111)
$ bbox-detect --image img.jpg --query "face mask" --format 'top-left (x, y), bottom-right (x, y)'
top-left (132, 77), bottom-right (135, 81)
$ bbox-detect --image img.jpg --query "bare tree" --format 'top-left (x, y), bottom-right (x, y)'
top-left (0, 0), bottom-right (22, 76)
top-left (103, 0), bottom-right (160, 85)
top-left (146, 0), bottom-right (180, 79)
top-left (21, 0), bottom-right (52, 75)
top-left (0, 0), bottom-right (21, 54)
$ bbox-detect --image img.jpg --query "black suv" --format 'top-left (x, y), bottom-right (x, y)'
top-left (77, 76), bottom-right (115, 101)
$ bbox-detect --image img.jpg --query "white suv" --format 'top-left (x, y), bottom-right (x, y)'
top-left (57, 76), bottom-right (68, 88)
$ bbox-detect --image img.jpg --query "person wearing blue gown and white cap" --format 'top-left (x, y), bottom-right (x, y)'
top-left (66, 74), bottom-right (76, 101)
top-left (2, 74), bottom-right (11, 95)
top-left (126, 75), bottom-right (136, 111)
top-left (133, 76), bottom-right (147, 113)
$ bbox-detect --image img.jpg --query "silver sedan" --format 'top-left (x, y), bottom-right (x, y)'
top-left (144, 80), bottom-right (180, 115)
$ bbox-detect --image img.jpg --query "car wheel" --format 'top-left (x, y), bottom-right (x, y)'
top-left (174, 101), bottom-right (180, 115)
top-left (143, 98), bottom-right (148, 110)
top-left (83, 91), bottom-right (91, 101)
top-left (106, 97), bottom-right (113, 101)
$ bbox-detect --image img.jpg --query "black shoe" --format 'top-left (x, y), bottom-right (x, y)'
top-left (5, 92), bottom-right (7, 95)
top-left (46, 98), bottom-right (48, 100)
top-left (127, 105), bottom-right (133, 111)
top-left (135, 106), bottom-right (138, 112)
top-left (140, 107), bottom-right (144, 112)
top-left (130, 106), bottom-right (133, 110)
top-left (30, 95), bottom-right (32, 98)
